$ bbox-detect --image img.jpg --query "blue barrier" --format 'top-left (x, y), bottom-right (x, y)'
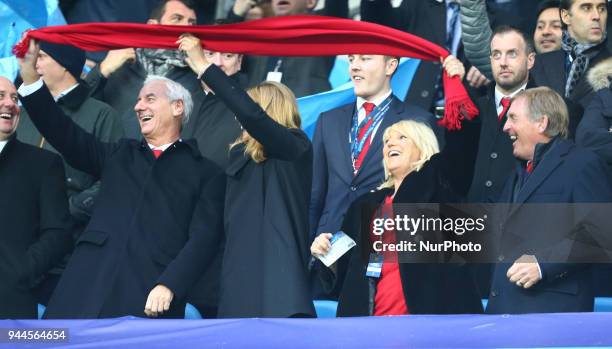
top-left (36, 303), bottom-right (204, 319)
top-left (2, 313), bottom-right (612, 348)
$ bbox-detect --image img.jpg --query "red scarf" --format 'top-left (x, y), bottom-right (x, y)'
top-left (14, 15), bottom-right (478, 130)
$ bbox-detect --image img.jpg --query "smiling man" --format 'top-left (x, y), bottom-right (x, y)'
top-left (531, 0), bottom-right (609, 108)
top-left (309, 54), bottom-right (436, 283)
top-left (485, 86), bottom-right (612, 314)
top-left (16, 39), bottom-right (225, 319)
top-left (534, 1), bottom-right (563, 53)
top-left (0, 76), bottom-right (72, 319)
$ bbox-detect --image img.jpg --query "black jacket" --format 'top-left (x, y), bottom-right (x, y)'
top-left (318, 155), bottom-right (483, 316)
top-left (0, 136), bottom-right (72, 318)
top-left (19, 82), bottom-right (225, 319)
top-left (181, 73), bottom-right (246, 169)
top-left (531, 45), bottom-right (611, 109)
top-left (202, 65), bottom-right (316, 318)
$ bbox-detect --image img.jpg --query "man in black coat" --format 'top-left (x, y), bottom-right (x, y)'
top-left (84, 0), bottom-right (206, 139)
top-left (17, 40), bottom-right (224, 319)
top-left (467, 26), bottom-right (536, 204)
top-left (0, 77), bottom-right (72, 319)
top-left (487, 87), bottom-right (612, 313)
top-left (531, 0), bottom-right (609, 109)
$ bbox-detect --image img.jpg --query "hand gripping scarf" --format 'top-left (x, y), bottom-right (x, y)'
top-left (14, 15), bottom-right (478, 130)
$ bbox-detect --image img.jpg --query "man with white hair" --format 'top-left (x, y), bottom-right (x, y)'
top-left (17, 39), bottom-right (224, 319)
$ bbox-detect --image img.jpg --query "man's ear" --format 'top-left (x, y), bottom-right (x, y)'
top-left (306, 0), bottom-right (318, 10)
top-left (527, 52), bottom-right (536, 70)
top-left (560, 8), bottom-right (571, 27)
top-left (147, 19), bottom-right (159, 25)
top-left (172, 100), bottom-right (185, 118)
top-left (538, 115), bottom-right (549, 134)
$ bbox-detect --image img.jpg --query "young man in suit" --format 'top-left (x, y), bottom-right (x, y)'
top-left (0, 77), bottom-right (72, 319)
top-left (486, 87), bottom-right (612, 314)
top-left (531, 0), bottom-right (609, 109)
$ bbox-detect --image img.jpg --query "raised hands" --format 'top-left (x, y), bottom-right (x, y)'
top-left (177, 34), bottom-right (210, 77)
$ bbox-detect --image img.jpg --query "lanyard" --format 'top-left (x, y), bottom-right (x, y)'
top-left (350, 95), bottom-right (393, 157)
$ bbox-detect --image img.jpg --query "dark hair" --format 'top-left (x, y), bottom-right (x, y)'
top-left (559, 0), bottom-right (574, 12)
top-left (149, 0), bottom-right (196, 21)
top-left (490, 25), bottom-right (536, 55)
top-left (537, 0), bottom-right (561, 19)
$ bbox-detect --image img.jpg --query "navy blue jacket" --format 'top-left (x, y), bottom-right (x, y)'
top-left (487, 139), bottom-right (612, 314)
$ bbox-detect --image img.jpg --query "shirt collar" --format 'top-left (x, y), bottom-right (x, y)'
top-left (0, 139), bottom-right (8, 154)
top-left (356, 90), bottom-right (393, 112)
top-left (148, 139), bottom-right (181, 152)
top-left (494, 82), bottom-right (528, 107)
top-left (54, 83), bottom-right (79, 102)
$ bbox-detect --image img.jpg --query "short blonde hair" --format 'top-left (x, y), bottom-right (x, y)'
top-left (232, 81), bottom-right (301, 163)
top-left (379, 120), bottom-right (440, 189)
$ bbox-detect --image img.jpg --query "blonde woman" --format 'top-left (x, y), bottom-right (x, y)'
top-left (179, 34), bottom-right (315, 318)
top-left (311, 120), bottom-right (483, 316)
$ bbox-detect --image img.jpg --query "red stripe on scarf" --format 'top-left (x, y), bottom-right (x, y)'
top-left (14, 15), bottom-right (478, 130)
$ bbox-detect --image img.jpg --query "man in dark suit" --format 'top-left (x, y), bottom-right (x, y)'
top-left (17, 40), bottom-right (224, 319)
top-left (486, 87), bottom-right (612, 314)
top-left (531, 0), bottom-right (609, 109)
top-left (467, 26), bottom-right (536, 204)
top-left (309, 54), bottom-right (439, 251)
top-left (0, 77), bottom-right (72, 319)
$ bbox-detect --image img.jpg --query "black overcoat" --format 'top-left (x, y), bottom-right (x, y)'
top-left (0, 136), bottom-right (72, 318)
top-left (202, 65), bottom-right (316, 318)
top-left (19, 83), bottom-right (224, 319)
top-left (317, 155), bottom-right (484, 316)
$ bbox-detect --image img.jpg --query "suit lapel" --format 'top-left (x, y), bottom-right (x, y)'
top-left (513, 141), bottom-right (569, 205)
top-left (337, 103), bottom-right (357, 183)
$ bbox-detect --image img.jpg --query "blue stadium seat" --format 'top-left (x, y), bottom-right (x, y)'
top-left (313, 300), bottom-right (338, 318)
top-left (184, 303), bottom-right (202, 319)
top-left (38, 304), bottom-right (45, 319)
top-left (595, 297), bottom-right (612, 312)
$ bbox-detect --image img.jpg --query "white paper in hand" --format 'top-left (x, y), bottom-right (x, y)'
top-left (316, 231), bottom-right (356, 267)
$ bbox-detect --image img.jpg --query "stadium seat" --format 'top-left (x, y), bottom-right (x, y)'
top-left (38, 304), bottom-right (45, 319)
top-left (313, 300), bottom-right (338, 318)
top-left (595, 297), bottom-right (612, 312)
top-left (184, 303), bottom-right (202, 319)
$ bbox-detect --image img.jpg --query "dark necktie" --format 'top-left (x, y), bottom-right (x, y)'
top-left (498, 97), bottom-right (511, 122)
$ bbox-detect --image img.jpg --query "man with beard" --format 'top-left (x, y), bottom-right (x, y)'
top-left (85, 0), bottom-right (205, 139)
top-left (531, 0), bottom-right (609, 109)
top-left (467, 26), bottom-right (536, 204)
